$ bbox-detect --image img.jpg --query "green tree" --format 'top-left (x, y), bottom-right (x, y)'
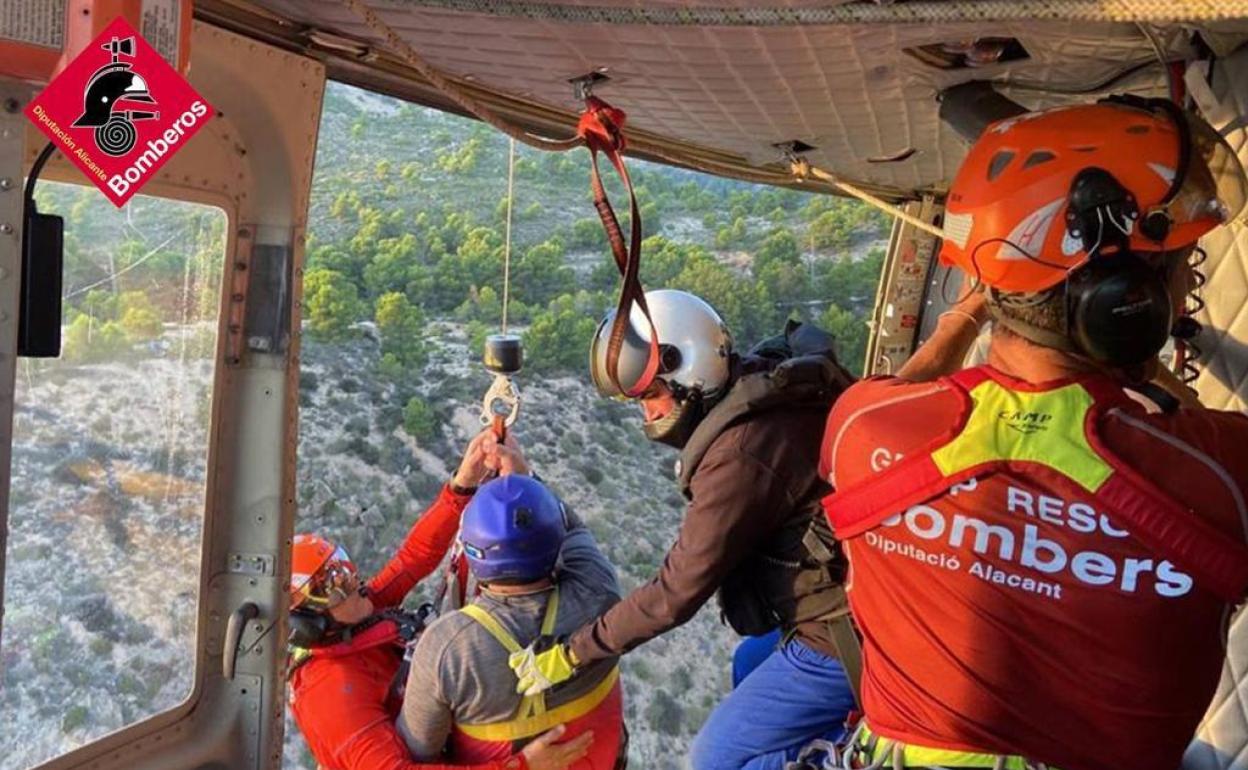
top-left (62, 315), bottom-right (130, 362)
top-left (524, 294), bottom-right (600, 374)
top-left (362, 233), bottom-right (420, 298)
top-left (303, 268), bottom-right (364, 342)
top-left (819, 302), bottom-right (868, 376)
top-left (570, 218), bottom-right (607, 250)
top-left (754, 228), bottom-right (801, 273)
top-left (513, 239), bottom-right (575, 308)
top-left (402, 396), bottom-right (437, 441)
top-left (435, 136), bottom-right (483, 174)
top-left (375, 291), bottom-right (426, 368)
top-left (118, 291), bottom-right (162, 342)
top-left (714, 216), bottom-right (748, 249)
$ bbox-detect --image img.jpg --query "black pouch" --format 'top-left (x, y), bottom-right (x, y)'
top-left (716, 561), bottom-right (782, 637)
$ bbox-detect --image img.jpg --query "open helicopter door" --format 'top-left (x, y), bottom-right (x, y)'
top-left (0, 21), bottom-right (323, 770)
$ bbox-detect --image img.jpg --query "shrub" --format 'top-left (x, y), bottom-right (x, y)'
top-left (403, 396), bottom-right (437, 442)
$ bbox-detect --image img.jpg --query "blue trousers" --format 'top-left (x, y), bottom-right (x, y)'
top-left (732, 629), bottom-right (782, 688)
top-left (690, 638), bottom-right (856, 770)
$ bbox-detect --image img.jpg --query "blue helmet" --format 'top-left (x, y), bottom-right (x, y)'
top-left (460, 476), bottom-right (566, 583)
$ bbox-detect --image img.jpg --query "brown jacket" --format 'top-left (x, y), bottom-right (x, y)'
top-left (569, 374), bottom-right (843, 664)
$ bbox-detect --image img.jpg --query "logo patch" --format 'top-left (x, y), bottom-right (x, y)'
top-left (24, 17), bottom-right (212, 207)
top-left (997, 410), bottom-right (1053, 435)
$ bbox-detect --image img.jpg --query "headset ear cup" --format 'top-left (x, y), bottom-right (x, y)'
top-left (1067, 255), bottom-right (1173, 366)
top-left (289, 609), bottom-right (331, 648)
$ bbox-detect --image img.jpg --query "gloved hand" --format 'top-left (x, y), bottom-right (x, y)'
top-left (508, 635), bottom-right (578, 696)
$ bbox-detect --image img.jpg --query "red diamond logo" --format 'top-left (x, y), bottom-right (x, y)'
top-left (24, 17), bottom-right (212, 207)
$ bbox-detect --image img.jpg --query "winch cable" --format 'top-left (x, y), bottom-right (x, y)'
top-left (343, 0), bottom-right (664, 397)
top-left (488, 138), bottom-right (518, 442)
top-left (501, 137), bottom-right (515, 336)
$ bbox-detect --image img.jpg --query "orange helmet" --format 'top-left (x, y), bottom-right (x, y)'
top-left (290, 533), bottom-right (359, 612)
top-left (939, 97), bottom-right (1247, 293)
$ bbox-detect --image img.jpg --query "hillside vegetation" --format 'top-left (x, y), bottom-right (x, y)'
top-left (1, 81), bottom-right (888, 770)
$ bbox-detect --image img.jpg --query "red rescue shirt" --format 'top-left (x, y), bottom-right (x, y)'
top-left (821, 367), bottom-right (1248, 770)
top-left (289, 485), bottom-right (525, 770)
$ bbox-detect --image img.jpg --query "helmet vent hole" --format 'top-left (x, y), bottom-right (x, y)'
top-left (987, 150), bottom-right (1015, 182)
top-left (1127, 125), bottom-right (1151, 135)
top-left (514, 508), bottom-right (532, 528)
top-left (1022, 150), bottom-right (1056, 170)
top-left (1071, 145), bottom-right (1097, 153)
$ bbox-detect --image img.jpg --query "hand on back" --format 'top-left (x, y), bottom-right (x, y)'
top-left (520, 725), bottom-right (593, 770)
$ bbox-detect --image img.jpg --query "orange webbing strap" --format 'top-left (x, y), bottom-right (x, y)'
top-left (577, 97), bottom-right (661, 398)
top-left (492, 413), bottom-right (506, 443)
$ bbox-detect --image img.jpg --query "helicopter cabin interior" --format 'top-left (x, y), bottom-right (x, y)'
top-left (3, 1), bottom-right (1248, 768)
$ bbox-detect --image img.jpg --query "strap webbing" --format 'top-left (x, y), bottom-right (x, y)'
top-left (826, 612), bottom-right (863, 708)
top-left (576, 97), bottom-right (661, 398)
top-left (824, 369), bottom-right (1248, 602)
top-left (460, 587), bottom-right (562, 718)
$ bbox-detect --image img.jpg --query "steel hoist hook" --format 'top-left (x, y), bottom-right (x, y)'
top-left (480, 333), bottom-right (523, 440)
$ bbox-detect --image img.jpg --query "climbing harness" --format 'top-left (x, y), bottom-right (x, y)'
top-left (826, 722), bottom-right (1059, 770)
top-left (456, 587), bottom-right (622, 741)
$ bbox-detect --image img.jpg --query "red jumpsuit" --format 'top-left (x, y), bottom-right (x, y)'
top-left (289, 484), bottom-right (528, 770)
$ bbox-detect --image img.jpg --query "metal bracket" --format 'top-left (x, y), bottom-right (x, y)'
top-left (569, 71), bottom-right (610, 102)
top-left (772, 139), bottom-right (817, 162)
top-left (227, 552), bottom-right (275, 577)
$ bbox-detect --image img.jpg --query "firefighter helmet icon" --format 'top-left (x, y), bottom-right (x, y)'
top-left (72, 37), bottom-right (160, 157)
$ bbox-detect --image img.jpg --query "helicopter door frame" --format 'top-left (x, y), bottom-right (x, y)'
top-left (1, 21), bottom-right (325, 770)
top-left (864, 195), bottom-right (944, 376)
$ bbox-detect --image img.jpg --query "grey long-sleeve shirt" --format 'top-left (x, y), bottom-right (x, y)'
top-left (397, 512), bottom-right (621, 760)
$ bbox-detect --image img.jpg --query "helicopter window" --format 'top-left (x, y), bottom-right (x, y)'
top-left (0, 182), bottom-right (225, 768)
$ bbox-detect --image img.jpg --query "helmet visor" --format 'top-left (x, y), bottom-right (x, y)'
top-left (292, 546), bottom-right (359, 610)
top-left (1171, 110), bottom-right (1248, 229)
top-left (589, 310), bottom-right (657, 400)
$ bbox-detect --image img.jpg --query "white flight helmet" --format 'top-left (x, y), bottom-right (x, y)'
top-left (590, 289), bottom-right (734, 446)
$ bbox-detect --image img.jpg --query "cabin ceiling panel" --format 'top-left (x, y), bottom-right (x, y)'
top-left (228, 1), bottom-right (1240, 196)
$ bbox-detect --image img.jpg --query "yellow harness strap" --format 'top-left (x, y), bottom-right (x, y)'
top-left (930, 380), bottom-right (1112, 493)
top-left (457, 666), bottom-right (620, 742)
top-left (853, 722), bottom-right (1062, 769)
top-left (459, 588), bottom-right (561, 720)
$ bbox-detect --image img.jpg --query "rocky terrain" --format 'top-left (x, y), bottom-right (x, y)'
top-left (1, 79), bottom-right (883, 770)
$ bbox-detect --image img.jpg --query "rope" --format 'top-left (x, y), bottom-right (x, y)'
top-left (370, 0), bottom-right (1248, 25)
top-left (341, 0), bottom-right (583, 153)
top-left (501, 137), bottom-right (515, 334)
top-left (789, 158), bottom-right (947, 241)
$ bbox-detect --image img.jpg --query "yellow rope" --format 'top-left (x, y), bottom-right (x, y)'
top-left (790, 158), bottom-right (947, 241)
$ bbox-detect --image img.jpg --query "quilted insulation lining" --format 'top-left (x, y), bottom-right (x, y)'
top-left (1184, 43), bottom-right (1248, 770)
top-left (247, 0), bottom-right (1197, 196)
